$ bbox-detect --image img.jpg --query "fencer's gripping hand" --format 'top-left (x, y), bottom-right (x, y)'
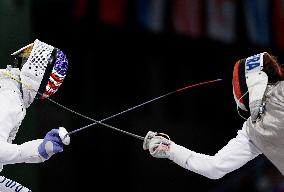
top-left (144, 131), bottom-right (173, 158)
top-left (143, 131), bottom-right (157, 150)
top-left (38, 127), bottom-right (70, 160)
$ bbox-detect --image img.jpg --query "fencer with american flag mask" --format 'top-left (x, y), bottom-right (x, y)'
top-left (143, 52), bottom-right (284, 179)
top-left (0, 39), bottom-right (70, 191)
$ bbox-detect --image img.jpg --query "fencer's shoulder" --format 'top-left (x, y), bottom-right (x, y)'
top-left (276, 81), bottom-right (284, 89)
top-left (264, 81), bottom-right (284, 99)
top-left (0, 68), bottom-right (21, 95)
top-left (0, 84), bottom-right (21, 100)
top-left (0, 89), bottom-right (23, 112)
top-left (270, 81), bottom-right (284, 89)
top-left (0, 67), bottom-right (20, 77)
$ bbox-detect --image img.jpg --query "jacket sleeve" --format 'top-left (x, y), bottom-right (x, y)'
top-left (0, 89), bottom-right (44, 164)
top-left (168, 122), bottom-right (262, 179)
top-left (0, 89), bottom-right (24, 142)
top-left (0, 139), bottom-right (44, 164)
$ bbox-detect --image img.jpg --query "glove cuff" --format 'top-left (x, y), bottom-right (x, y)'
top-left (20, 139), bottom-right (44, 163)
top-left (38, 140), bottom-right (56, 160)
top-left (169, 142), bottom-right (191, 162)
top-left (38, 141), bottom-right (50, 160)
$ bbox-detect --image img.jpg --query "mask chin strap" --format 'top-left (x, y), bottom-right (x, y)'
top-left (236, 90), bottom-right (249, 121)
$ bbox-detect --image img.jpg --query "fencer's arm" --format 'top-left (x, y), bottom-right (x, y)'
top-left (0, 139), bottom-right (44, 165)
top-left (0, 128), bottom-right (70, 164)
top-left (168, 122), bottom-right (262, 179)
top-left (0, 89), bottom-right (44, 164)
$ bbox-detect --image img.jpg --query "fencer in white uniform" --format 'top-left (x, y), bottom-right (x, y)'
top-left (144, 52), bottom-right (284, 179)
top-left (0, 39), bottom-right (70, 192)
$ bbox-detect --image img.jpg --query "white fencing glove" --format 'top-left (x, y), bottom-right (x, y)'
top-left (38, 127), bottom-right (70, 160)
top-left (143, 131), bottom-right (157, 150)
top-left (144, 131), bottom-right (173, 158)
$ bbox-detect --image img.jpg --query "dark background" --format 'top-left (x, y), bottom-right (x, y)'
top-left (1, 0), bottom-right (284, 191)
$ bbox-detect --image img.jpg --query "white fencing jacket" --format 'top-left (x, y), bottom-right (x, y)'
top-left (0, 68), bottom-right (43, 171)
top-left (169, 82), bottom-right (284, 179)
top-left (169, 123), bottom-right (261, 179)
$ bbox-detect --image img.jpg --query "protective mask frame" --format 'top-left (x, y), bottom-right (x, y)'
top-left (235, 52), bottom-right (268, 121)
top-left (11, 39), bottom-right (55, 108)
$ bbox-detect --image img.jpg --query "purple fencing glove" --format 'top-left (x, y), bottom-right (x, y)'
top-left (38, 129), bottom-right (64, 160)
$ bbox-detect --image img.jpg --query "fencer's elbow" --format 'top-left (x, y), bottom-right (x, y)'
top-left (206, 157), bottom-right (228, 180)
top-left (187, 165), bottom-right (226, 180)
top-left (201, 160), bottom-right (227, 180)
top-left (206, 173), bottom-right (225, 180)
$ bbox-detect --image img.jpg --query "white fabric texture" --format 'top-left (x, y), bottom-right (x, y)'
top-left (0, 68), bottom-right (25, 143)
top-left (246, 72), bottom-right (268, 105)
top-left (0, 67), bottom-right (43, 172)
top-left (0, 139), bottom-right (44, 165)
top-left (246, 81), bottom-right (284, 175)
top-left (168, 122), bottom-right (262, 179)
